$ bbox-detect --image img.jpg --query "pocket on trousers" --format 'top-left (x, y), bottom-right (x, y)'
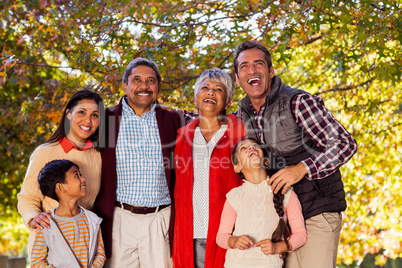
top-left (322, 212), bottom-right (341, 232)
top-left (154, 206), bottom-right (171, 242)
top-left (112, 208), bottom-right (121, 240)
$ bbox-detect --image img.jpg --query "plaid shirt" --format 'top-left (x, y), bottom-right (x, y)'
top-left (116, 98), bottom-right (171, 207)
top-left (291, 93), bottom-right (357, 180)
top-left (245, 104), bottom-right (265, 144)
top-left (235, 93), bottom-right (357, 180)
top-left (183, 93), bottom-right (357, 181)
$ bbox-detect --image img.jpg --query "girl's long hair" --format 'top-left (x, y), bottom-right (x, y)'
top-left (271, 190), bottom-right (291, 250)
top-left (45, 89), bottom-right (105, 150)
top-left (232, 137), bottom-right (291, 250)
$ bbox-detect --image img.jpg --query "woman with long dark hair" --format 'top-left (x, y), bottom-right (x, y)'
top-left (17, 89), bottom-right (104, 256)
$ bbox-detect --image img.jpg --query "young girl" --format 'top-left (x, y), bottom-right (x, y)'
top-left (216, 138), bottom-right (307, 268)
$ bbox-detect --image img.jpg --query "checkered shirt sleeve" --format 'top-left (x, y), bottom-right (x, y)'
top-left (292, 93), bottom-right (357, 180)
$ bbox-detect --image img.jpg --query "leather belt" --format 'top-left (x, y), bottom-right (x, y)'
top-left (115, 201), bottom-right (170, 215)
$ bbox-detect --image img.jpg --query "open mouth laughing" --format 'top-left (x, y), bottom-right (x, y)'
top-left (248, 77), bottom-right (261, 85)
top-left (248, 151), bottom-right (259, 157)
top-left (203, 98), bottom-right (217, 104)
top-left (136, 90), bottom-right (153, 96)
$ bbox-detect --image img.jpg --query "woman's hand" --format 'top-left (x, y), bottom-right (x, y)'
top-left (228, 235), bottom-right (254, 250)
top-left (28, 211), bottom-right (52, 230)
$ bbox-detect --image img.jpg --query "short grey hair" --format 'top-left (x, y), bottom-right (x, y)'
top-left (122, 58), bottom-right (162, 86)
top-left (194, 68), bottom-right (234, 104)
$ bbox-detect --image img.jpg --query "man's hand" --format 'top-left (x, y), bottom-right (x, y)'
top-left (228, 235), bottom-right (254, 250)
top-left (28, 211), bottom-right (52, 230)
top-left (268, 162), bottom-right (308, 194)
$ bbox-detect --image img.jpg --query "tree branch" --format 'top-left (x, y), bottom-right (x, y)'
top-left (0, 100), bottom-right (23, 109)
top-left (369, 122), bottom-right (402, 135)
top-left (16, 61), bottom-right (105, 74)
top-left (162, 75), bottom-right (199, 91)
top-left (217, 51), bottom-right (234, 69)
top-left (370, 3), bottom-right (386, 12)
top-left (119, 0), bottom-right (275, 28)
top-left (285, 35), bottom-right (323, 49)
top-left (316, 76), bottom-right (377, 95)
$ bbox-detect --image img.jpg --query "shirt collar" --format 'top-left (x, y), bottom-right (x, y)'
top-left (249, 102), bottom-right (265, 114)
top-left (59, 137), bottom-right (94, 153)
top-left (122, 97), bottom-right (157, 117)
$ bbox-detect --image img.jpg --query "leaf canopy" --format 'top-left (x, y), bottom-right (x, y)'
top-left (1, 0), bottom-right (401, 265)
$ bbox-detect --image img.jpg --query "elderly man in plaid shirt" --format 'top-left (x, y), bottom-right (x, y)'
top-left (95, 58), bottom-right (183, 268)
top-left (232, 41), bottom-right (357, 268)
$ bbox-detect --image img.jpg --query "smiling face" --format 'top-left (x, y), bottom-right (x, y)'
top-left (66, 99), bottom-right (99, 146)
top-left (233, 139), bottom-right (266, 174)
top-left (235, 48), bottom-right (275, 102)
top-left (195, 78), bottom-right (232, 117)
top-left (60, 165), bottom-right (86, 199)
top-left (123, 65), bottom-right (160, 115)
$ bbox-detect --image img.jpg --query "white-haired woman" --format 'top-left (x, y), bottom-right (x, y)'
top-left (173, 68), bottom-right (246, 268)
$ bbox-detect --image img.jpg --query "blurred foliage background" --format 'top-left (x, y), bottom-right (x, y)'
top-left (1, 0), bottom-right (401, 266)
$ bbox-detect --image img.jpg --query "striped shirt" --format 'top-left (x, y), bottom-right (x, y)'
top-left (116, 98), bottom-right (170, 207)
top-left (30, 210), bottom-right (105, 268)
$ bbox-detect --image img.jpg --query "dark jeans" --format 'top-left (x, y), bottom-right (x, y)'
top-left (193, 238), bottom-right (207, 268)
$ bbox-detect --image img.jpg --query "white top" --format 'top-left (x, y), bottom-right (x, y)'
top-left (225, 179), bottom-right (292, 268)
top-left (192, 125), bottom-right (227, 239)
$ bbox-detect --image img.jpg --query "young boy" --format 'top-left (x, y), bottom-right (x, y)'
top-left (30, 159), bottom-right (106, 268)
